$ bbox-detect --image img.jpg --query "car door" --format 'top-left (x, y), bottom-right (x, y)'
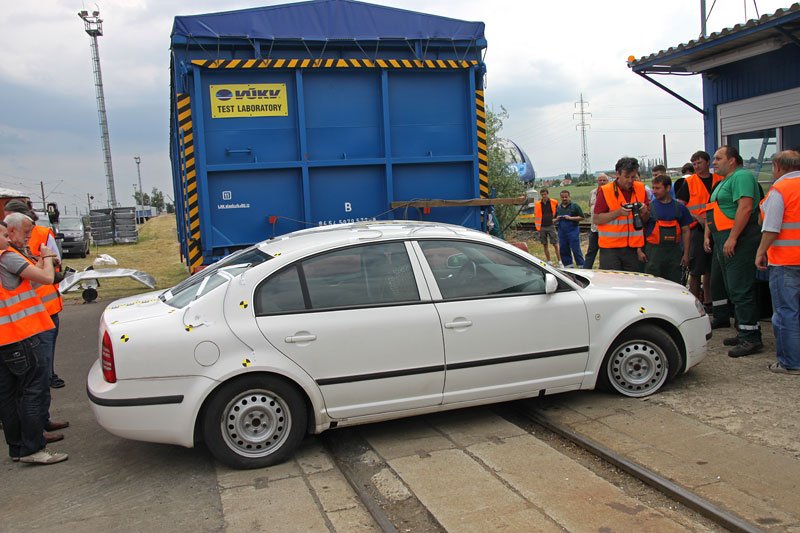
top-left (414, 239), bottom-right (590, 405)
top-left (255, 241), bottom-right (445, 419)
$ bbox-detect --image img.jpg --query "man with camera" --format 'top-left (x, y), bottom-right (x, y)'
top-left (593, 157), bottom-right (650, 271)
top-left (704, 145), bottom-right (764, 357)
top-left (641, 175), bottom-right (693, 283)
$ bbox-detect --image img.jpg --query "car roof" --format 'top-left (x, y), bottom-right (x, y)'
top-left (256, 220), bottom-right (500, 257)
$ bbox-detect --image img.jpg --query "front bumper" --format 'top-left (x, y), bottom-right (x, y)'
top-left (680, 316), bottom-right (712, 371)
top-left (87, 359), bottom-right (217, 448)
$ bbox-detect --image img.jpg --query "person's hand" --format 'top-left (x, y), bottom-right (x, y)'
top-left (755, 251), bottom-right (768, 271)
top-left (723, 236), bottom-right (737, 258)
top-left (39, 245), bottom-right (56, 258)
top-left (703, 236), bottom-right (712, 253)
top-left (637, 248), bottom-right (647, 263)
top-left (639, 203), bottom-right (650, 218)
top-left (618, 205), bottom-right (632, 217)
top-left (681, 253), bottom-right (690, 268)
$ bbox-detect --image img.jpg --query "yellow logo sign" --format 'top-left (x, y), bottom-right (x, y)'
top-left (210, 83), bottom-right (288, 118)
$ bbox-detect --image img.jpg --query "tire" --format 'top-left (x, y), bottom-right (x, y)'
top-left (80, 244), bottom-right (87, 258)
top-left (598, 325), bottom-right (680, 398)
top-left (202, 375), bottom-right (307, 469)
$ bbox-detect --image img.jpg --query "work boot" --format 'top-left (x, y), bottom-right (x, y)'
top-left (728, 341), bottom-right (763, 358)
top-left (44, 432), bottom-right (64, 443)
top-left (723, 335), bottom-right (739, 346)
top-left (19, 449), bottom-right (68, 465)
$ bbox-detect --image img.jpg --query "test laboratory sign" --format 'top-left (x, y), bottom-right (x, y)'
top-left (210, 83), bottom-right (288, 118)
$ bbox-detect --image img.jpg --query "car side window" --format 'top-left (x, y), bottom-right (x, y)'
top-left (255, 242), bottom-right (419, 315)
top-left (302, 242), bottom-right (419, 309)
top-left (255, 265), bottom-right (306, 315)
top-left (418, 240), bottom-right (546, 300)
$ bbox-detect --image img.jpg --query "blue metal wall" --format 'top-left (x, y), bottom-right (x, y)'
top-left (703, 45), bottom-right (800, 153)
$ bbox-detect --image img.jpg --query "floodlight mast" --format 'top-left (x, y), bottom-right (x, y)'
top-left (78, 9), bottom-right (118, 208)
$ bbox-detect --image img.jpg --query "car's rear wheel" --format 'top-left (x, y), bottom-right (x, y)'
top-left (203, 375), bottom-right (306, 469)
top-left (80, 244), bottom-right (87, 258)
top-left (599, 325), bottom-right (678, 398)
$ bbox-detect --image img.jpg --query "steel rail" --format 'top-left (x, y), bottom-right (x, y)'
top-left (517, 405), bottom-right (763, 533)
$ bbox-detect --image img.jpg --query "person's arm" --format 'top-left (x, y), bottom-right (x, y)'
top-left (723, 196), bottom-right (753, 258)
top-left (755, 232), bottom-right (778, 270)
top-left (680, 225), bottom-right (691, 266)
top-left (703, 210), bottom-right (713, 252)
top-left (19, 248), bottom-right (55, 285)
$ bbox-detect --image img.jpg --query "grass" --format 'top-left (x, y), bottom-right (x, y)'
top-left (61, 215), bottom-right (190, 302)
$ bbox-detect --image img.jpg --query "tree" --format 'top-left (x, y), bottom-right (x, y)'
top-left (486, 106), bottom-right (525, 232)
top-left (132, 190), bottom-right (150, 206)
top-left (150, 187), bottom-right (165, 211)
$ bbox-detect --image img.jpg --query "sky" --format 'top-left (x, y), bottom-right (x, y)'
top-left (0, 0), bottom-right (790, 211)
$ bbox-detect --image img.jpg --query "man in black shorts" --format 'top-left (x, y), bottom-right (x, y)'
top-left (534, 188), bottom-right (562, 266)
top-left (677, 150), bottom-right (723, 314)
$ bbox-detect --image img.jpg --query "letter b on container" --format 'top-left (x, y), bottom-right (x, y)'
top-left (344, 202), bottom-right (352, 213)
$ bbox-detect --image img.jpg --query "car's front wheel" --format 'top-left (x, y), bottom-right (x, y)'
top-left (599, 325), bottom-right (679, 398)
top-left (203, 375), bottom-right (307, 469)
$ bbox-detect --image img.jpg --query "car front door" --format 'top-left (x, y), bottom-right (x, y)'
top-left (255, 241), bottom-right (445, 419)
top-left (414, 240), bottom-right (590, 405)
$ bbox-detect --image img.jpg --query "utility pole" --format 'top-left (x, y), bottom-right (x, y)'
top-left (662, 134), bottom-right (668, 168)
top-left (40, 181), bottom-right (46, 211)
top-left (78, 9), bottom-right (118, 208)
top-left (700, 0), bottom-right (707, 37)
top-left (87, 193), bottom-right (94, 214)
top-left (574, 93), bottom-right (591, 177)
top-left (134, 156), bottom-right (145, 206)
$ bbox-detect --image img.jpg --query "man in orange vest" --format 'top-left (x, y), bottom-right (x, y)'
top-left (533, 188), bottom-right (561, 266)
top-left (756, 150), bottom-right (800, 374)
top-left (2, 203), bottom-right (70, 443)
top-left (594, 157), bottom-right (650, 271)
top-left (704, 146), bottom-right (764, 357)
top-left (3, 200), bottom-right (66, 389)
top-left (0, 215), bottom-right (68, 464)
top-left (677, 151), bottom-right (724, 315)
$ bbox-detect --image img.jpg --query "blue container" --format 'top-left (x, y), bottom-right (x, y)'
top-left (170, 0), bottom-right (487, 269)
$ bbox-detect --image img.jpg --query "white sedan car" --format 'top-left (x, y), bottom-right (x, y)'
top-left (87, 221), bottom-right (710, 469)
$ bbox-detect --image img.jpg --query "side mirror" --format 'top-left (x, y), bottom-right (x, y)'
top-left (545, 273), bottom-right (558, 294)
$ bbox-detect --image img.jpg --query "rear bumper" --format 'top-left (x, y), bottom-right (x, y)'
top-left (87, 359), bottom-right (217, 448)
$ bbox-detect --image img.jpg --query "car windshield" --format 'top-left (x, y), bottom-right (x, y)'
top-left (59, 219), bottom-right (83, 231)
top-left (160, 246), bottom-right (272, 308)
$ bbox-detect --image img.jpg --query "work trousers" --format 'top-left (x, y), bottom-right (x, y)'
top-left (36, 314), bottom-right (58, 426)
top-left (599, 247), bottom-right (640, 272)
top-left (769, 265), bottom-right (800, 370)
top-left (558, 225), bottom-right (584, 267)
top-left (583, 231), bottom-right (599, 269)
top-left (0, 338), bottom-right (47, 458)
top-left (711, 225), bottom-right (762, 343)
top-left (644, 243), bottom-right (682, 284)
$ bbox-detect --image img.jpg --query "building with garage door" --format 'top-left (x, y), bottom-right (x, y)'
top-left (628, 4), bottom-right (800, 182)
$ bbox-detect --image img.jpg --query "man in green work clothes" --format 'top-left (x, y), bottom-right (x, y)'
top-left (704, 145), bottom-right (764, 357)
top-left (641, 175), bottom-right (692, 283)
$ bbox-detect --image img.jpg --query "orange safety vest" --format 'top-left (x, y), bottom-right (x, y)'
top-left (763, 175), bottom-right (800, 266)
top-left (646, 202), bottom-right (683, 246)
top-left (533, 198), bottom-right (558, 230)
top-left (684, 173), bottom-right (723, 228)
top-left (26, 226), bottom-right (63, 315)
top-left (597, 181), bottom-right (646, 248)
top-left (0, 249), bottom-right (55, 346)
top-left (10, 244), bottom-right (63, 316)
top-left (705, 201), bottom-right (734, 231)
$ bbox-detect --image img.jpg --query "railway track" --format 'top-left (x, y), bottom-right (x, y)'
top-left (320, 402), bottom-right (763, 532)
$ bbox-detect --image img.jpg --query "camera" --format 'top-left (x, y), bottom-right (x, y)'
top-left (622, 202), bottom-right (644, 231)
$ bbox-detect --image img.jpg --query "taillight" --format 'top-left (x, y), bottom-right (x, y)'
top-left (101, 331), bottom-right (117, 383)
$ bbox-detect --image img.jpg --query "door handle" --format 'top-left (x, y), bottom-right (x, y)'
top-left (444, 320), bottom-right (472, 329)
top-left (285, 334), bottom-right (317, 343)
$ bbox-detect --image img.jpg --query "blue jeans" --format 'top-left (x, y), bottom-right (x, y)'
top-left (36, 314), bottom-right (59, 425)
top-left (769, 266), bottom-right (800, 369)
top-left (558, 225), bottom-right (584, 267)
top-left (0, 338), bottom-right (47, 457)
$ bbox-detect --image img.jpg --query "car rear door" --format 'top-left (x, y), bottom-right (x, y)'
top-left (413, 240), bottom-right (590, 405)
top-left (255, 241), bottom-right (445, 419)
